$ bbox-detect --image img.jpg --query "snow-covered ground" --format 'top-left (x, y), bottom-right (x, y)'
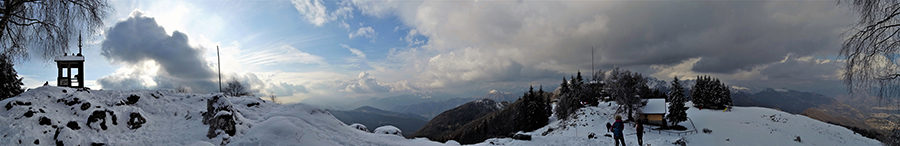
top-left (477, 102), bottom-right (881, 146)
top-left (0, 86), bottom-right (882, 146)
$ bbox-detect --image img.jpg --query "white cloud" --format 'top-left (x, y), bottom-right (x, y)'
top-left (291, 0), bottom-right (330, 26)
top-left (403, 29), bottom-right (424, 46)
top-left (240, 45), bottom-right (325, 66)
top-left (349, 27), bottom-right (376, 39)
top-left (344, 72), bottom-right (392, 93)
top-left (339, 20), bottom-right (350, 29)
top-left (292, 0), bottom-right (355, 26)
top-left (343, 44), bottom-right (366, 59)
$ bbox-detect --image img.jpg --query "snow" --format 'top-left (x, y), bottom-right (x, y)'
top-left (642, 98), bottom-right (666, 114)
top-left (349, 123), bottom-right (369, 132)
top-left (0, 86), bottom-right (881, 146)
top-left (470, 102), bottom-right (881, 146)
top-left (374, 125), bottom-right (402, 136)
top-left (214, 111), bottom-right (232, 117)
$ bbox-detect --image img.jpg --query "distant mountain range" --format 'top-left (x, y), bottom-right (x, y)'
top-left (801, 93), bottom-right (899, 142)
top-left (738, 88), bottom-right (835, 114)
top-left (393, 92), bottom-right (519, 119)
top-left (412, 98), bottom-right (507, 142)
top-left (324, 91), bottom-right (521, 138)
top-left (328, 106), bottom-right (428, 137)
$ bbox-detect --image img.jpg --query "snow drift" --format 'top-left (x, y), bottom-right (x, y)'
top-left (0, 86), bottom-right (882, 145)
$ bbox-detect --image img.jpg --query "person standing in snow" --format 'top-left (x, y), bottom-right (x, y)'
top-left (613, 115), bottom-right (626, 146)
top-left (634, 120), bottom-right (643, 146)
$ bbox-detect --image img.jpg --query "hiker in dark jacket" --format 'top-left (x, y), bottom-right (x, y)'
top-left (613, 115), bottom-right (625, 146)
top-left (635, 120), bottom-right (644, 146)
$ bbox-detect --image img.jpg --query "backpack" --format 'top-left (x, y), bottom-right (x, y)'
top-left (613, 122), bottom-right (624, 133)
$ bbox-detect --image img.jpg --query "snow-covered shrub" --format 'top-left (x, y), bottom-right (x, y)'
top-left (204, 95), bottom-right (237, 138)
top-left (349, 123), bottom-right (368, 132)
top-left (374, 125), bottom-right (402, 136)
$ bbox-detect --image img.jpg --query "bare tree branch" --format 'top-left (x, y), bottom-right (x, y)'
top-left (0, 0), bottom-right (111, 63)
top-left (840, 1), bottom-right (900, 144)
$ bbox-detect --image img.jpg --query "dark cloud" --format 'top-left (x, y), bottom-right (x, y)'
top-left (96, 75), bottom-right (147, 90)
top-left (367, 0), bottom-right (856, 96)
top-left (760, 57), bottom-right (841, 81)
top-left (98, 11), bottom-right (218, 92)
top-left (574, 1), bottom-right (853, 73)
top-left (719, 57), bottom-right (845, 97)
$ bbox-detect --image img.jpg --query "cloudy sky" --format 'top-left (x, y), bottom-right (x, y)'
top-left (14, 0), bottom-right (859, 103)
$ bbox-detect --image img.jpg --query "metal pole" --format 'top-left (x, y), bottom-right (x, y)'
top-left (592, 46), bottom-right (594, 80)
top-left (218, 46), bottom-right (222, 93)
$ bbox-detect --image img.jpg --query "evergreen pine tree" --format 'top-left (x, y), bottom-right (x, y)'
top-left (575, 71), bottom-right (584, 86)
top-left (691, 76), bottom-right (703, 108)
top-left (556, 77), bottom-right (577, 120)
top-left (0, 54), bottom-right (25, 101)
top-left (517, 86), bottom-right (548, 131)
top-left (688, 75), bottom-right (732, 109)
top-left (666, 76), bottom-right (688, 126)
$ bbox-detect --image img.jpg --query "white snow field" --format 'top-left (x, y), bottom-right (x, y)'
top-left (0, 86), bottom-right (882, 146)
top-left (476, 102), bottom-right (882, 146)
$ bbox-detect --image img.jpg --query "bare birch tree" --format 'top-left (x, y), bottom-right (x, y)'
top-left (0, 0), bottom-right (111, 63)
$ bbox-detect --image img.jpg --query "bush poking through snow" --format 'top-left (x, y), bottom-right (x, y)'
top-left (39, 116), bottom-right (51, 125)
top-left (541, 128), bottom-right (554, 136)
top-left (117, 95), bottom-right (140, 105)
top-left (702, 128), bottom-right (712, 134)
top-left (127, 112), bottom-right (147, 129)
top-left (510, 132), bottom-right (532, 141)
top-left (672, 138), bottom-right (688, 146)
top-left (374, 125), bottom-right (402, 136)
top-left (87, 110), bottom-right (110, 130)
top-left (794, 136), bottom-right (802, 143)
top-left (349, 123), bottom-right (369, 132)
top-left (80, 102), bottom-right (91, 111)
top-left (5, 100), bottom-right (31, 110)
top-left (66, 121), bottom-right (80, 130)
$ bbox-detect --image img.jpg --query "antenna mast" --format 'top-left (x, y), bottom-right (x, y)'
top-left (591, 46), bottom-right (594, 80)
top-left (218, 46), bottom-right (222, 93)
top-left (77, 34), bottom-right (82, 56)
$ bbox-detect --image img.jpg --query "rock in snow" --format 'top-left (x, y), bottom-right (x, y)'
top-left (0, 86), bottom-right (883, 146)
top-left (374, 125), bottom-right (403, 136)
top-left (349, 123), bottom-right (369, 132)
